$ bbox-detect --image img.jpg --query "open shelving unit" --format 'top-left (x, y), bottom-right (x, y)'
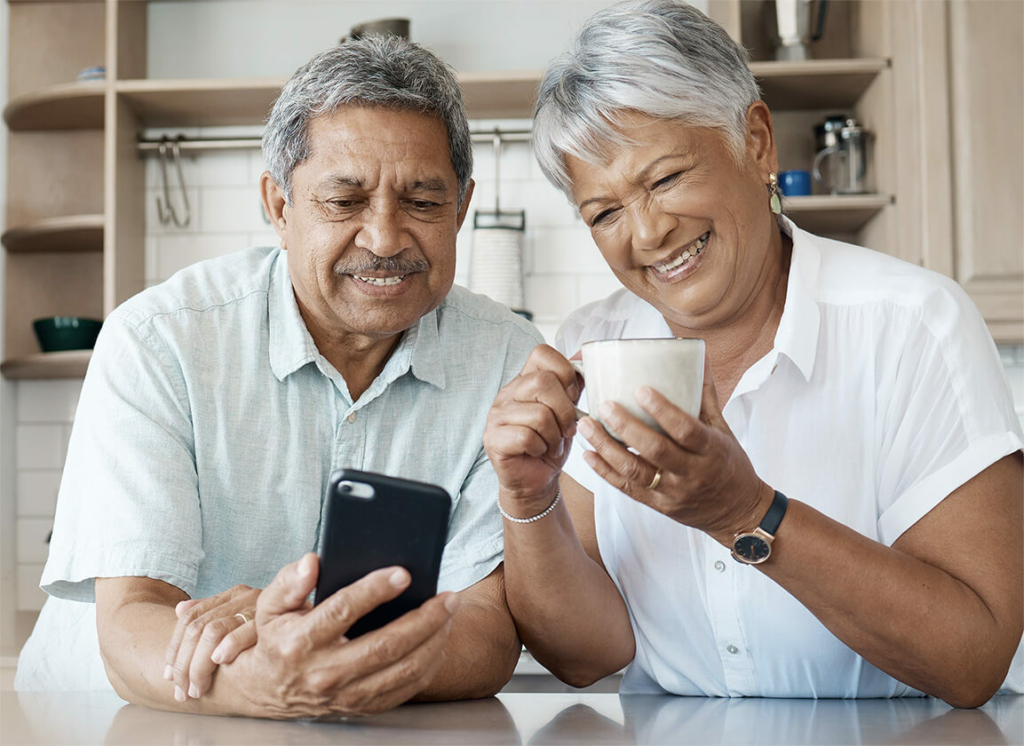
top-left (3, 0), bottom-right (1019, 383)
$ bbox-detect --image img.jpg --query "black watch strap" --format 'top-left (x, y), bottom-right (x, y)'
top-left (759, 490), bottom-right (789, 537)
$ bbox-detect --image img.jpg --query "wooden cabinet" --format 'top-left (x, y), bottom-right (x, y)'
top-left (709, 0), bottom-right (1023, 342)
top-left (3, 0), bottom-right (1020, 382)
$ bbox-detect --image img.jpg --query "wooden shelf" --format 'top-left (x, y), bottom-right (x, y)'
top-left (116, 71), bottom-right (546, 126)
top-left (783, 194), bottom-right (892, 233)
top-left (3, 82), bottom-right (105, 131)
top-left (751, 58), bottom-right (889, 110)
top-left (0, 350), bottom-right (91, 380)
top-left (459, 71), bottom-right (543, 119)
top-left (2, 214), bottom-right (104, 253)
top-left (117, 78), bottom-right (286, 127)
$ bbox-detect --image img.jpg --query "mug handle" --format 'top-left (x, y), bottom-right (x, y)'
top-left (569, 359), bottom-right (588, 420)
top-left (812, 146), bottom-right (835, 190)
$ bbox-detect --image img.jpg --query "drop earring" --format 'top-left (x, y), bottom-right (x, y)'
top-left (768, 173), bottom-right (782, 215)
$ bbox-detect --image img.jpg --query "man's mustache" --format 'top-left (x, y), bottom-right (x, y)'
top-left (334, 252), bottom-right (430, 276)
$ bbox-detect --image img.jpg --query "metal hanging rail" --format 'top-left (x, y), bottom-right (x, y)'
top-left (137, 129), bottom-right (531, 153)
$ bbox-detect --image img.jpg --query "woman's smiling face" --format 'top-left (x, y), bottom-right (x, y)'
top-left (566, 104), bottom-right (780, 333)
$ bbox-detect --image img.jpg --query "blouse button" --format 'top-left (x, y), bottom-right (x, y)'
top-left (347, 413), bottom-right (357, 423)
top-left (714, 560), bottom-right (726, 573)
top-left (726, 644), bottom-right (739, 655)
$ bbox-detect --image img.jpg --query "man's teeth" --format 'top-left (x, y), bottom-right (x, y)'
top-left (354, 275), bottom-right (406, 286)
top-left (657, 232), bottom-right (710, 273)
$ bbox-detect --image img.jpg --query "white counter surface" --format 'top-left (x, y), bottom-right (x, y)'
top-left (1, 691), bottom-right (1020, 745)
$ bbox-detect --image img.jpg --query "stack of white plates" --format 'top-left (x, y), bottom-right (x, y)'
top-left (469, 226), bottom-right (525, 310)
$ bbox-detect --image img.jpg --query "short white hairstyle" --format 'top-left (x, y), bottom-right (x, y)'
top-left (533, 0), bottom-right (761, 198)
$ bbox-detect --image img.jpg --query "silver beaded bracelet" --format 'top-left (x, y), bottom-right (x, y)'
top-left (498, 490), bottom-right (562, 524)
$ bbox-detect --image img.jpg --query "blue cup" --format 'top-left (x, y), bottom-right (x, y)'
top-left (779, 170), bottom-right (811, 197)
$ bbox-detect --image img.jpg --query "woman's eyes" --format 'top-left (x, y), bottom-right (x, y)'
top-left (591, 208), bottom-right (616, 227)
top-left (653, 172), bottom-right (680, 189)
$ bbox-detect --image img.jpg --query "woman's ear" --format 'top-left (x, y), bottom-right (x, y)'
top-left (745, 100), bottom-right (779, 180)
top-left (260, 172), bottom-right (290, 249)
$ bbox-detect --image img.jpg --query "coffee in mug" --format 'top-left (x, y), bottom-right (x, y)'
top-left (570, 337), bottom-right (705, 441)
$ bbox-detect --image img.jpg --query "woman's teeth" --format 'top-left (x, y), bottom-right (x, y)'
top-left (657, 232), bottom-right (710, 273)
top-left (354, 275), bottom-right (406, 286)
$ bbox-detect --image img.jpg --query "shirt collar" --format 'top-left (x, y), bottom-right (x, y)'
top-left (773, 214), bottom-right (821, 382)
top-left (268, 252), bottom-right (447, 390)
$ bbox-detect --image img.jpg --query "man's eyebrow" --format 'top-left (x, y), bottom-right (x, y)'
top-left (406, 178), bottom-right (449, 195)
top-left (321, 175), bottom-right (363, 190)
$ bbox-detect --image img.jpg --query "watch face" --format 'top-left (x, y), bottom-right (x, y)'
top-left (733, 534), bottom-right (770, 563)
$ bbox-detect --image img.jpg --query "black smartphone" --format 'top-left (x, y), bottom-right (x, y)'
top-left (314, 469), bottom-right (451, 638)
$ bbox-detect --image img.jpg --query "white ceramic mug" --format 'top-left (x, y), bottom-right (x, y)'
top-left (570, 338), bottom-right (705, 441)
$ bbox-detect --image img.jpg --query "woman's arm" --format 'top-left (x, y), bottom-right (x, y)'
top-left (484, 345), bottom-right (634, 687)
top-left (759, 453), bottom-right (1022, 708)
top-left (585, 374), bottom-right (1023, 708)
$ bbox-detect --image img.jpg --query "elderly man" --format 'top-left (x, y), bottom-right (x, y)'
top-left (16, 37), bottom-right (542, 718)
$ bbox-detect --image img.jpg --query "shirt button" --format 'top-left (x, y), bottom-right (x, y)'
top-left (714, 560), bottom-right (726, 573)
top-left (726, 644), bottom-right (739, 655)
top-left (347, 413), bottom-right (357, 423)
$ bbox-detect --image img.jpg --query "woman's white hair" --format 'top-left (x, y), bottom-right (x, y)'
top-left (533, 0), bottom-right (761, 198)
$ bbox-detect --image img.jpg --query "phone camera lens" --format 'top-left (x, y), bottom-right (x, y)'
top-left (340, 482), bottom-right (352, 493)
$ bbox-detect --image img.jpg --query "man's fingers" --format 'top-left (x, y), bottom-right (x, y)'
top-left (301, 566), bottom-right (414, 648)
top-left (326, 612), bottom-right (453, 716)
top-left (256, 553), bottom-right (320, 624)
top-left (315, 592), bottom-right (457, 698)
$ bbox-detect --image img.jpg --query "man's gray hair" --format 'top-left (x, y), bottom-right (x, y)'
top-left (533, 0), bottom-right (761, 198)
top-left (263, 36), bottom-right (473, 206)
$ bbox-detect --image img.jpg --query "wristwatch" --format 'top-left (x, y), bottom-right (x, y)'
top-left (731, 490), bottom-right (789, 565)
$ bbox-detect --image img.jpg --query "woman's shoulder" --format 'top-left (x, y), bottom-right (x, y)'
top-left (555, 287), bottom-right (662, 356)
top-left (798, 228), bottom-right (979, 339)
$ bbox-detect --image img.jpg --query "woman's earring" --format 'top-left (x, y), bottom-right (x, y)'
top-left (767, 173), bottom-right (782, 215)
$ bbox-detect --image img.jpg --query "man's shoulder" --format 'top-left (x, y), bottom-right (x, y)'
top-left (437, 285), bottom-right (545, 346)
top-left (111, 246), bottom-right (280, 329)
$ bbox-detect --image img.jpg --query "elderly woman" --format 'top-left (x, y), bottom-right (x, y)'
top-left (483, 0), bottom-right (1023, 707)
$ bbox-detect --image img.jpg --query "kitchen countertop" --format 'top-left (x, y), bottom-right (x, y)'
top-left (1, 691), bottom-right (1020, 745)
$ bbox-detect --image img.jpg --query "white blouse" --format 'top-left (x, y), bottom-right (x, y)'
top-left (557, 217), bottom-right (1023, 698)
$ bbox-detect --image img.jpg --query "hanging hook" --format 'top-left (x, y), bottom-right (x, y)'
top-left (492, 128), bottom-right (502, 216)
top-left (156, 135), bottom-right (192, 228)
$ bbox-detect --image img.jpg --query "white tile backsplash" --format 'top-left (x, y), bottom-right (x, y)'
top-left (15, 425), bottom-right (65, 471)
top-left (16, 564), bottom-right (47, 612)
top-left (199, 186), bottom-right (268, 234)
top-left (16, 380), bottom-right (82, 423)
top-left (16, 471), bottom-right (61, 518)
top-left (16, 519), bottom-right (52, 564)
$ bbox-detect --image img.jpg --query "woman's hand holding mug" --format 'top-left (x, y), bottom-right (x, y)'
top-left (483, 345), bottom-right (581, 516)
top-left (577, 351), bottom-right (772, 543)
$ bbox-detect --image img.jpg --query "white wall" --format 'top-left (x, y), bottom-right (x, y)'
top-left (147, 0), bottom-right (645, 78)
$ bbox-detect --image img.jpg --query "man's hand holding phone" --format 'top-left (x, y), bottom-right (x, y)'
top-left (168, 553), bottom-right (460, 718)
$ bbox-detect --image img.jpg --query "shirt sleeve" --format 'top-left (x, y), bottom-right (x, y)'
top-left (875, 284), bottom-right (1024, 545)
top-left (436, 319), bottom-right (545, 593)
top-left (40, 314), bottom-right (203, 602)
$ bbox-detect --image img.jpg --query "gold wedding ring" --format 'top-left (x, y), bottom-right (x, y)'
top-left (647, 468), bottom-right (662, 491)
top-left (234, 612), bottom-right (251, 624)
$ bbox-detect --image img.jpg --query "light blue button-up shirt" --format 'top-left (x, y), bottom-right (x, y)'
top-left (18, 246), bottom-right (543, 691)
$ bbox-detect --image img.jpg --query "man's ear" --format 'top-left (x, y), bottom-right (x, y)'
top-left (455, 179), bottom-right (475, 232)
top-left (260, 172), bottom-right (290, 249)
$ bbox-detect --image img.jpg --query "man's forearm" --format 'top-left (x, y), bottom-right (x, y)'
top-left (96, 589), bottom-right (259, 717)
top-left (415, 571), bottom-right (520, 700)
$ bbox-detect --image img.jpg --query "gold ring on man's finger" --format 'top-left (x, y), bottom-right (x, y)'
top-left (234, 612), bottom-right (251, 624)
top-left (647, 468), bottom-right (662, 491)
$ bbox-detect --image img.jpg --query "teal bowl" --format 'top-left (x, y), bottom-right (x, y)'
top-left (32, 317), bottom-right (102, 352)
